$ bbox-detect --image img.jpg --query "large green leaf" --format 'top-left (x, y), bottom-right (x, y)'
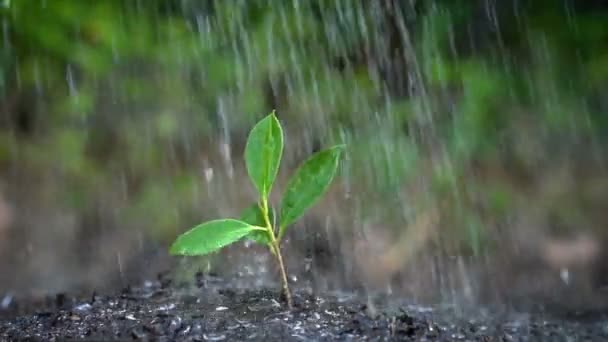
top-left (239, 204), bottom-right (274, 245)
top-left (245, 112), bottom-right (283, 198)
top-left (169, 219), bottom-right (260, 256)
top-left (279, 145), bottom-right (344, 238)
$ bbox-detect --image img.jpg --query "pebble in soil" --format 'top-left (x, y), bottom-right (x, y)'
top-left (2, 274), bottom-right (608, 341)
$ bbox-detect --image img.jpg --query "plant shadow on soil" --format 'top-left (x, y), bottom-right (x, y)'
top-left (2, 271), bottom-right (608, 341)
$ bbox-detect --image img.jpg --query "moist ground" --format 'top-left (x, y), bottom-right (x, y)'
top-left (1, 273), bottom-right (607, 341)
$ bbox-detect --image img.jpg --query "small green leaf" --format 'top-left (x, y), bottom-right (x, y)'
top-left (169, 219), bottom-right (260, 256)
top-left (279, 145), bottom-right (344, 238)
top-left (245, 111), bottom-right (283, 198)
top-left (239, 204), bottom-right (274, 245)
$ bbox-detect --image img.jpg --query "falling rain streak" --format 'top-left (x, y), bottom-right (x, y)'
top-left (0, 0), bottom-right (606, 328)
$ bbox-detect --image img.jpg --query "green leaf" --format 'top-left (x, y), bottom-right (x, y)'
top-left (279, 145), bottom-right (345, 238)
top-left (239, 204), bottom-right (274, 245)
top-left (245, 111), bottom-right (283, 198)
top-left (169, 219), bottom-right (260, 256)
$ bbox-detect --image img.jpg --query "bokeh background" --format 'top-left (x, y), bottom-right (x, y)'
top-left (1, 0), bottom-right (608, 312)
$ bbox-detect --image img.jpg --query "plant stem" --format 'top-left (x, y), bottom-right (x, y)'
top-left (270, 235), bottom-right (293, 309)
top-left (261, 198), bottom-right (293, 309)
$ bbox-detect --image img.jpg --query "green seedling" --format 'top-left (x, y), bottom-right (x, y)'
top-left (169, 111), bottom-right (344, 309)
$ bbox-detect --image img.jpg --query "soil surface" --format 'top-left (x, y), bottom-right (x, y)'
top-left (1, 273), bottom-right (608, 341)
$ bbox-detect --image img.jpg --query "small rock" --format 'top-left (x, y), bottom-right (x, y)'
top-left (73, 303), bottom-right (92, 312)
top-left (131, 327), bottom-right (146, 339)
top-left (169, 316), bottom-right (182, 334)
top-left (158, 303), bottom-right (176, 311)
top-left (203, 333), bottom-right (226, 341)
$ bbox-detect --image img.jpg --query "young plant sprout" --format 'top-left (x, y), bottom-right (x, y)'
top-left (169, 111), bottom-right (344, 309)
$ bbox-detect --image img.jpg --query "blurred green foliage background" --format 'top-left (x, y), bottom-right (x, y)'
top-left (1, 0), bottom-right (608, 298)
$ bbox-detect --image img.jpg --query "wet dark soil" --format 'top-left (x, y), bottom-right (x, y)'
top-left (1, 273), bottom-right (608, 341)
